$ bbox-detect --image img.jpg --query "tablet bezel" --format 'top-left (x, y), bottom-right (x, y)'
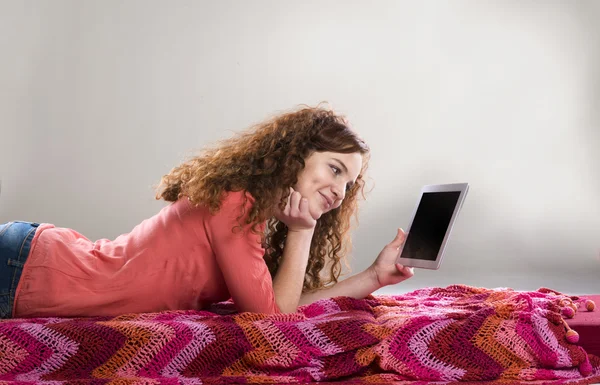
top-left (396, 183), bottom-right (469, 270)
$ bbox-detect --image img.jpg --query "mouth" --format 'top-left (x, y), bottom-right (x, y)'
top-left (319, 192), bottom-right (332, 209)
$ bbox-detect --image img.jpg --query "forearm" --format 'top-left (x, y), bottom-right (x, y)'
top-left (272, 229), bottom-right (314, 313)
top-left (298, 267), bottom-right (381, 306)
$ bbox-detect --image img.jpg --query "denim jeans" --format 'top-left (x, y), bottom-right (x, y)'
top-left (0, 221), bottom-right (39, 319)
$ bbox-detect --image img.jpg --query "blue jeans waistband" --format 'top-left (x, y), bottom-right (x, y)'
top-left (0, 221), bottom-right (39, 319)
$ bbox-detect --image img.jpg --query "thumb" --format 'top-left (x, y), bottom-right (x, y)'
top-left (391, 228), bottom-right (406, 248)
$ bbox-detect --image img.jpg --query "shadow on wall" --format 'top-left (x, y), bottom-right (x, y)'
top-left (368, 197), bottom-right (600, 295)
top-left (356, 174), bottom-right (600, 296)
top-left (360, 1), bottom-right (600, 297)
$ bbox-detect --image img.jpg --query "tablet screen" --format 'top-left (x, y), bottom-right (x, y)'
top-left (399, 191), bottom-right (461, 261)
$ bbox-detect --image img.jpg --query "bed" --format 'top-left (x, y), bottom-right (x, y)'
top-left (0, 285), bottom-right (599, 385)
top-left (566, 294), bottom-right (600, 358)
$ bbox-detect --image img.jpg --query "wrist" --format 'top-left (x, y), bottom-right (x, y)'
top-left (287, 227), bottom-right (315, 236)
top-left (365, 266), bottom-right (383, 290)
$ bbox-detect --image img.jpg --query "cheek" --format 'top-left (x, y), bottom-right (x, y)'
top-left (313, 169), bottom-right (331, 184)
top-left (297, 166), bottom-right (331, 192)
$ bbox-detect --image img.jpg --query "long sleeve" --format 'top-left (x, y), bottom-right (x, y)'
top-left (205, 191), bottom-right (281, 314)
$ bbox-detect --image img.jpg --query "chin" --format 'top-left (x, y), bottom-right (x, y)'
top-left (310, 208), bottom-right (324, 220)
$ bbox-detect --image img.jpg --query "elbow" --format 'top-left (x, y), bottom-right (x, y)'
top-left (274, 300), bottom-right (297, 314)
top-left (278, 306), bottom-right (297, 314)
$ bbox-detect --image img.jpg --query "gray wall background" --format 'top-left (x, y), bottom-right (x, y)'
top-left (1, 1), bottom-right (598, 295)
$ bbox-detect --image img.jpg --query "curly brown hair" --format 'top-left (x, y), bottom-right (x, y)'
top-left (156, 104), bottom-right (370, 293)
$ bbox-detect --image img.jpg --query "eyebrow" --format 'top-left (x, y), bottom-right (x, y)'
top-left (331, 158), bottom-right (348, 174)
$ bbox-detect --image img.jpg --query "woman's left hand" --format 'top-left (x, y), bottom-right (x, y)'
top-left (368, 228), bottom-right (415, 288)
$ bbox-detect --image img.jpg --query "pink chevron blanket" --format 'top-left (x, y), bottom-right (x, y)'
top-left (0, 285), bottom-right (598, 385)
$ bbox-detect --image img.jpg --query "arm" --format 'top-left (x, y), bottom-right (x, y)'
top-left (299, 228), bottom-right (414, 307)
top-left (208, 192), bottom-right (281, 314)
top-left (272, 228), bottom-right (314, 313)
top-left (270, 188), bottom-right (319, 313)
top-left (298, 268), bottom-right (379, 306)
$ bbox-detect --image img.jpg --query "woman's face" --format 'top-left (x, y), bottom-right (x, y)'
top-left (293, 151), bottom-right (363, 220)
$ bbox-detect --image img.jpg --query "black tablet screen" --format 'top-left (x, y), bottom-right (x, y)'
top-left (399, 191), bottom-right (461, 261)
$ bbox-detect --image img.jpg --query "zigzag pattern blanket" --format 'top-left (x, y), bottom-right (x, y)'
top-left (0, 285), bottom-right (599, 385)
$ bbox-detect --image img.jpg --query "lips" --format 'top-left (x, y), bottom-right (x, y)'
top-left (319, 192), bottom-right (333, 209)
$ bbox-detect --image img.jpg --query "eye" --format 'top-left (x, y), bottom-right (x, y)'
top-left (330, 165), bottom-right (341, 175)
top-left (345, 184), bottom-right (352, 192)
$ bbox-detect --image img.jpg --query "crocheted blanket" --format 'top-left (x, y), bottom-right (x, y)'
top-left (0, 285), bottom-right (598, 385)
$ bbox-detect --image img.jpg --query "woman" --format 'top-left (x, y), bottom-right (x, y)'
top-left (0, 104), bottom-right (414, 319)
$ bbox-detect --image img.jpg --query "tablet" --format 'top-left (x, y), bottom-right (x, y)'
top-left (396, 183), bottom-right (469, 270)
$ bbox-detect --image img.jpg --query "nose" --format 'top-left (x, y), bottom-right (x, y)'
top-left (331, 182), bottom-right (346, 203)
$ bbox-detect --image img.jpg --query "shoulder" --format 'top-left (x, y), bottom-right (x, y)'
top-left (219, 190), bottom-right (256, 210)
top-left (206, 190), bottom-right (260, 222)
top-left (206, 190), bottom-right (265, 235)
top-left (184, 190), bottom-right (256, 213)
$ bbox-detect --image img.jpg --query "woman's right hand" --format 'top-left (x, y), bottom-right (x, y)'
top-left (274, 188), bottom-right (317, 232)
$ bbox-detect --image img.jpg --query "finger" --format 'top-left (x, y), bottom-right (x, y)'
top-left (396, 263), bottom-right (414, 277)
top-left (300, 196), bottom-right (320, 221)
top-left (283, 189), bottom-right (293, 215)
top-left (298, 196), bottom-right (309, 214)
top-left (391, 228), bottom-right (407, 249)
top-left (289, 191), bottom-right (302, 214)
